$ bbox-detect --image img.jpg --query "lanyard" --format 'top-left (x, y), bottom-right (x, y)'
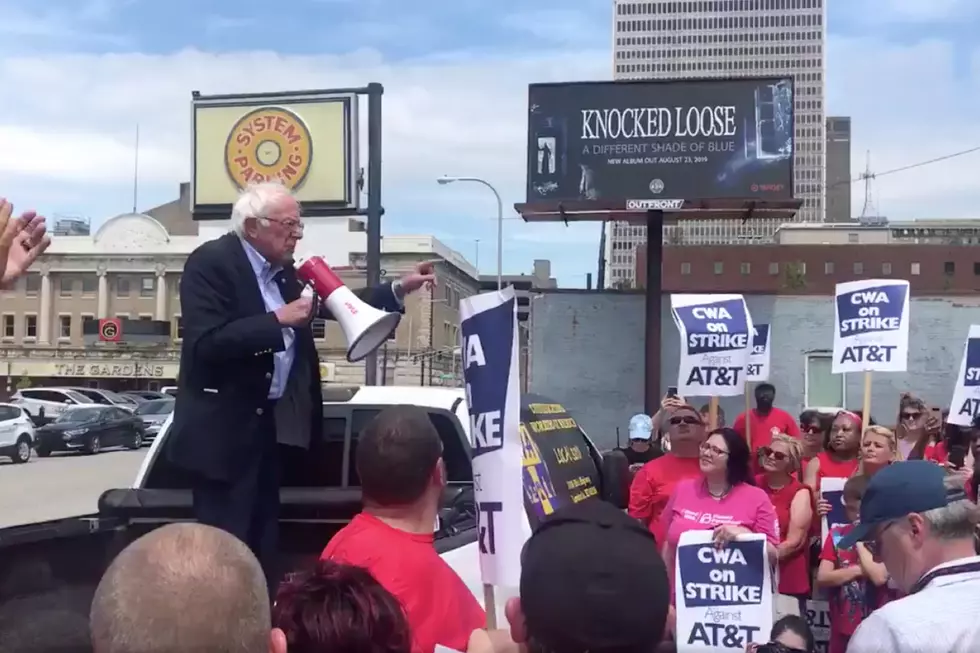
top-left (908, 560), bottom-right (980, 595)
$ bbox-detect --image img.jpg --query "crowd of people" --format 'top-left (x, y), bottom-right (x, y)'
top-left (622, 383), bottom-right (980, 652)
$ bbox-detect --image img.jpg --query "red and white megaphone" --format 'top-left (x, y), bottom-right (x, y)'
top-left (296, 256), bottom-right (401, 363)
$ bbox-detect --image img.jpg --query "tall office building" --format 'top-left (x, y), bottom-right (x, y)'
top-left (604, 0), bottom-right (826, 286)
top-left (825, 116), bottom-right (852, 223)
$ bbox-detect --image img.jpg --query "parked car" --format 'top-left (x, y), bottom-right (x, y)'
top-left (121, 390), bottom-right (169, 402)
top-left (60, 387), bottom-right (140, 412)
top-left (34, 405), bottom-right (146, 456)
top-left (134, 398), bottom-right (175, 441)
top-left (9, 387), bottom-right (94, 424)
top-left (161, 386), bottom-right (178, 397)
top-left (0, 403), bottom-right (36, 464)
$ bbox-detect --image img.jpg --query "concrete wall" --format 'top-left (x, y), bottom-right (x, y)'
top-left (529, 292), bottom-right (980, 450)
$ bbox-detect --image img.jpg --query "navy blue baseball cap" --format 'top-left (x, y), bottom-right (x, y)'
top-left (839, 460), bottom-right (968, 548)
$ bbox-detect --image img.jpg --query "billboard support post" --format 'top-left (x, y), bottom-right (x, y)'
top-left (644, 210), bottom-right (664, 416)
top-left (364, 82), bottom-right (384, 386)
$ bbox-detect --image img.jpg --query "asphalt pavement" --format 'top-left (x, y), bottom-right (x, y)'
top-left (0, 448), bottom-right (146, 529)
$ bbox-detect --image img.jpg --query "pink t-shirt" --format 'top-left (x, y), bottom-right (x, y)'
top-left (660, 478), bottom-right (780, 595)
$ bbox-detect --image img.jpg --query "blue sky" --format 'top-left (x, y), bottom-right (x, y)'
top-left (1, 0), bottom-right (979, 286)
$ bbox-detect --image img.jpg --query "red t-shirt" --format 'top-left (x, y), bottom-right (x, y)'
top-left (925, 441), bottom-right (948, 464)
top-left (757, 475), bottom-right (812, 596)
top-left (733, 408), bottom-right (801, 452)
top-left (819, 523), bottom-right (868, 637)
top-left (322, 512), bottom-right (485, 653)
top-left (627, 453), bottom-right (703, 543)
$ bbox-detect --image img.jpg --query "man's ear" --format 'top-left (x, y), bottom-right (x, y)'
top-left (504, 597), bottom-right (527, 644)
top-left (431, 459), bottom-right (447, 488)
top-left (269, 627), bottom-right (288, 653)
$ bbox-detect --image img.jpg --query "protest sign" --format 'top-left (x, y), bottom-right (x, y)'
top-left (460, 288), bottom-right (527, 589)
top-left (948, 325), bottom-right (980, 427)
top-left (746, 323), bottom-right (771, 382)
top-left (804, 600), bottom-right (831, 653)
top-left (674, 531), bottom-right (773, 652)
top-left (519, 395), bottom-right (601, 528)
top-left (671, 294), bottom-right (754, 397)
top-left (819, 477), bottom-right (848, 546)
top-left (832, 279), bottom-right (910, 374)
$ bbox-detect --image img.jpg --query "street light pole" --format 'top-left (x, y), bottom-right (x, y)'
top-left (437, 176), bottom-right (504, 290)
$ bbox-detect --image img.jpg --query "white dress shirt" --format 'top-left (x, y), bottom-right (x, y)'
top-left (846, 555), bottom-right (980, 653)
top-left (240, 238), bottom-right (294, 399)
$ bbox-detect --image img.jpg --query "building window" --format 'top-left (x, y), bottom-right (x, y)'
top-left (974, 263), bottom-right (980, 276)
top-left (24, 315), bottom-right (37, 339)
top-left (174, 316), bottom-right (184, 340)
top-left (680, 262), bottom-right (691, 275)
top-left (882, 262), bottom-right (892, 275)
top-left (911, 262), bottom-right (921, 275)
top-left (59, 276), bottom-right (73, 297)
top-left (853, 262), bottom-right (864, 275)
top-left (944, 261), bottom-right (955, 276)
top-left (847, 233), bottom-right (858, 244)
top-left (1, 314), bottom-right (13, 338)
top-left (141, 277), bottom-right (155, 297)
top-left (82, 275), bottom-right (97, 296)
top-left (714, 262), bottom-right (723, 275)
top-left (805, 352), bottom-right (845, 408)
top-left (117, 277), bottom-right (131, 297)
top-left (25, 274), bottom-right (40, 297)
top-left (740, 262), bottom-right (751, 275)
top-left (824, 261), bottom-right (834, 274)
top-left (81, 315), bottom-right (95, 332)
top-left (769, 262), bottom-right (779, 275)
top-left (139, 314), bottom-right (153, 321)
top-left (59, 315), bottom-right (72, 339)
top-left (311, 319), bottom-right (326, 339)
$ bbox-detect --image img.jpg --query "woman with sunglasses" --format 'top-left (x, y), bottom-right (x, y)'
top-left (798, 411), bottom-right (828, 479)
top-left (757, 434), bottom-right (814, 618)
top-left (804, 410), bottom-right (867, 518)
top-left (659, 428), bottom-right (780, 599)
top-left (629, 399), bottom-right (708, 543)
top-left (895, 393), bottom-right (929, 460)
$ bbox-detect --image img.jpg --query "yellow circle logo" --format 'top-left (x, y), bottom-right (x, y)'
top-left (225, 107), bottom-right (313, 191)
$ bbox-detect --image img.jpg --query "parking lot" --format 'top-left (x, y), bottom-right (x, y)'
top-left (0, 449), bottom-right (147, 529)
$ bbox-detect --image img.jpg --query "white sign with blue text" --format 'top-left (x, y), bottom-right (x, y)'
top-left (948, 325), bottom-right (980, 427)
top-left (746, 323), bottom-right (771, 382)
top-left (672, 294), bottom-right (754, 397)
top-left (675, 531), bottom-right (773, 652)
top-left (832, 279), bottom-right (910, 374)
top-left (460, 287), bottom-right (528, 588)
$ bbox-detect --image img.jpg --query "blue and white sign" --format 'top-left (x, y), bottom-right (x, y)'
top-left (746, 323), bottom-right (771, 382)
top-left (461, 287), bottom-right (527, 587)
top-left (948, 325), bottom-right (980, 427)
top-left (832, 279), bottom-right (910, 374)
top-left (674, 531), bottom-right (773, 652)
top-left (819, 477), bottom-right (848, 545)
top-left (672, 294), bottom-right (754, 397)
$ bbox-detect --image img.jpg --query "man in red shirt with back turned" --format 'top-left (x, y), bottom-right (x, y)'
top-left (733, 382), bottom-right (800, 471)
top-left (322, 406), bottom-right (486, 653)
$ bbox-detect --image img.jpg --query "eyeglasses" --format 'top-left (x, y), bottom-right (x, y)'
top-left (802, 425), bottom-right (822, 435)
top-left (264, 217), bottom-right (304, 233)
top-left (699, 442), bottom-right (729, 457)
top-left (901, 411), bottom-right (922, 421)
top-left (864, 519), bottom-right (900, 558)
top-left (759, 447), bottom-right (788, 462)
top-left (670, 416), bottom-right (702, 426)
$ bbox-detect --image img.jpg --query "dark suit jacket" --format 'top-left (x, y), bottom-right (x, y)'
top-left (165, 232), bottom-right (402, 483)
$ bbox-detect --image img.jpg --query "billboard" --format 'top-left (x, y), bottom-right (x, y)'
top-left (191, 90), bottom-right (359, 218)
top-left (526, 77), bottom-right (794, 204)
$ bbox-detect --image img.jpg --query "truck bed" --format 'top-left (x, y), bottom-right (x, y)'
top-left (0, 486), bottom-right (476, 653)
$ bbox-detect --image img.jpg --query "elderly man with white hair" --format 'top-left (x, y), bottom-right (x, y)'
top-left (164, 181), bottom-right (435, 587)
top-left (840, 460), bottom-right (980, 652)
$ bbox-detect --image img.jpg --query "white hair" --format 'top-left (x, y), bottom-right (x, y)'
top-left (230, 181), bottom-right (296, 235)
top-left (921, 475), bottom-right (979, 541)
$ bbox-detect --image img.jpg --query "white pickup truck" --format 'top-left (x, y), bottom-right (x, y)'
top-left (0, 385), bottom-right (605, 632)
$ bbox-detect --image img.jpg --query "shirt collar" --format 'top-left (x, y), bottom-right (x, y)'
top-left (239, 236), bottom-right (282, 282)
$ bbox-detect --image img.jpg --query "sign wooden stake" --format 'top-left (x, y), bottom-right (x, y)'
top-left (861, 371), bottom-right (873, 432)
top-left (483, 584), bottom-right (497, 629)
top-left (709, 396), bottom-right (719, 430)
top-left (744, 381), bottom-right (753, 450)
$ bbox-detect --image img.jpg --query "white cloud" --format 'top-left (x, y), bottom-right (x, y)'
top-left (0, 26), bottom-right (978, 284)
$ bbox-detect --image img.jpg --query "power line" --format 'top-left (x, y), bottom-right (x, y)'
top-left (826, 144), bottom-right (980, 191)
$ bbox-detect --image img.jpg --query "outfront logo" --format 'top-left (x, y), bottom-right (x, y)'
top-left (224, 106), bottom-right (313, 190)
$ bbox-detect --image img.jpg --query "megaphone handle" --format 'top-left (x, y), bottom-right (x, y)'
top-left (307, 291), bottom-right (322, 325)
